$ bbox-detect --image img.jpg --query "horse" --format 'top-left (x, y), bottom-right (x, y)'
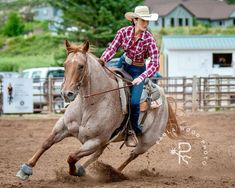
top-left (16, 40), bottom-right (180, 180)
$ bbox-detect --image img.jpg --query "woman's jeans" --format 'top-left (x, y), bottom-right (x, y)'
top-left (117, 55), bottom-right (146, 135)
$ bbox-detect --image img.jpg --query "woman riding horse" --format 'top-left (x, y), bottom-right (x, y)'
top-left (99, 6), bottom-right (160, 136)
top-left (16, 6), bottom-right (180, 181)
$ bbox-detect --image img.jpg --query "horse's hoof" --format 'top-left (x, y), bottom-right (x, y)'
top-left (76, 163), bottom-right (86, 177)
top-left (16, 169), bottom-right (29, 180)
top-left (16, 164), bottom-right (33, 180)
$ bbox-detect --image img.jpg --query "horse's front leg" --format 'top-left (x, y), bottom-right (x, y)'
top-left (67, 138), bottom-right (102, 176)
top-left (16, 117), bottom-right (70, 180)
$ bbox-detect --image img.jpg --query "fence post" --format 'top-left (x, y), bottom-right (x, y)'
top-left (182, 77), bottom-right (186, 111)
top-left (198, 77), bottom-right (201, 110)
top-left (215, 77), bottom-right (221, 109)
top-left (192, 76), bottom-right (198, 112)
top-left (48, 77), bottom-right (53, 113)
top-left (204, 78), bottom-right (209, 112)
top-left (0, 80), bottom-right (2, 116)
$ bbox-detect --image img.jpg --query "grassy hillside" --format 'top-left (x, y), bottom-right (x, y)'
top-left (0, 33), bottom-right (66, 71)
top-left (155, 25), bottom-right (235, 36)
top-left (0, 25), bottom-right (235, 72)
top-left (1, 34), bottom-right (63, 55)
top-left (153, 25), bottom-right (235, 48)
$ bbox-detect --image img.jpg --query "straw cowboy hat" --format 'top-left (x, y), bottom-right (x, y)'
top-left (125, 6), bottom-right (158, 21)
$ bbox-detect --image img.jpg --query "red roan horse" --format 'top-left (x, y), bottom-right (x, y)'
top-left (16, 40), bottom-right (180, 180)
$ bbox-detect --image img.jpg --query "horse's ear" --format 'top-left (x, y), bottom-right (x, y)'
top-left (82, 41), bottom-right (89, 53)
top-left (65, 39), bottom-right (71, 49)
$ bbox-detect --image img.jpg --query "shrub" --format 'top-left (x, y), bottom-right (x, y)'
top-left (3, 12), bottom-right (25, 37)
top-left (0, 62), bottom-right (19, 71)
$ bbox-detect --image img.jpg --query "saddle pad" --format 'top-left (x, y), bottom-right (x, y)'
top-left (116, 76), bottom-right (128, 114)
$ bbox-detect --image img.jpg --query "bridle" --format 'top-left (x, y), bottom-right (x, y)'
top-left (75, 52), bottom-right (88, 88)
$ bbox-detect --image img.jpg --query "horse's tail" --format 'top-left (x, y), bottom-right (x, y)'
top-left (165, 97), bottom-right (181, 139)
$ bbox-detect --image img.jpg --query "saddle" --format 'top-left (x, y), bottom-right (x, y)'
top-left (108, 67), bottom-right (162, 147)
top-left (109, 67), bottom-right (162, 113)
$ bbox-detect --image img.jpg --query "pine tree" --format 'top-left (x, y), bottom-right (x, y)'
top-left (225, 0), bottom-right (235, 4)
top-left (48, 0), bottom-right (143, 47)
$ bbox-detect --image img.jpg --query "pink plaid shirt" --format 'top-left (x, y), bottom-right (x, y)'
top-left (101, 26), bottom-right (160, 80)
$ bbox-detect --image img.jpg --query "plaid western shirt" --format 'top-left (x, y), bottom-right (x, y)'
top-left (101, 25), bottom-right (160, 80)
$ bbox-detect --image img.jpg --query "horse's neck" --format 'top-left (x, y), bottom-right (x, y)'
top-left (80, 54), bottom-right (117, 101)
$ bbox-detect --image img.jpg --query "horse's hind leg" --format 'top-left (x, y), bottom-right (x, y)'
top-left (118, 152), bottom-right (138, 172)
top-left (16, 117), bottom-right (70, 180)
top-left (83, 146), bottom-right (106, 168)
top-left (118, 144), bottom-right (152, 172)
top-left (67, 138), bottom-right (102, 176)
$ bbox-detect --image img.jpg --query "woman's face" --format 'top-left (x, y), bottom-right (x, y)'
top-left (134, 18), bottom-right (149, 32)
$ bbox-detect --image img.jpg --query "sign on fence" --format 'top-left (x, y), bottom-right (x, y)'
top-left (2, 78), bottom-right (33, 113)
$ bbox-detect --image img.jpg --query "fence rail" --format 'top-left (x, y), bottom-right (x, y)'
top-left (1, 76), bottom-right (235, 114)
top-left (154, 76), bottom-right (235, 112)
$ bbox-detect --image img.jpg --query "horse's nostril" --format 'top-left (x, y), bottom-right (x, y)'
top-left (67, 92), bottom-right (74, 97)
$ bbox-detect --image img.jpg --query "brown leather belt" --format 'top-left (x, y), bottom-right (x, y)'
top-left (132, 60), bottom-right (145, 67)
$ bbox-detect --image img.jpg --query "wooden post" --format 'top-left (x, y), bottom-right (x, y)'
top-left (204, 78), bottom-right (208, 112)
top-left (182, 77), bottom-right (186, 111)
top-left (227, 77), bottom-right (230, 106)
top-left (192, 76), bottom-right (198, 112)
top-left (215, 77), bottom-right (221, 110)
top-left (0, 80), bottom-right (2, 115)
top-left (198, 77), bottom-right (201, 110)
top-left (48, 77), bottom-right (53, 113)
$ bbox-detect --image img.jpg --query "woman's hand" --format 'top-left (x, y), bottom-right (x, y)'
top-left (132, 77), bottom-right (143, 85)
top-left (98, 58), bottom-right (105, 66)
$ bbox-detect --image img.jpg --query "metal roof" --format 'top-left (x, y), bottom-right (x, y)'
top-left (162, 35), bottom-right (235, 50)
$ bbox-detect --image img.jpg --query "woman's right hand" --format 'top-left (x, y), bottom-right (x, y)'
top-left (132, 77), bottom-right (143, 85)
top-left (98, 58), bottom-right (105, 66)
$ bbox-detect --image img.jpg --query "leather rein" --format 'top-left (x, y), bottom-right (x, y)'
top-left (82, 57), bottom-right (133, 98)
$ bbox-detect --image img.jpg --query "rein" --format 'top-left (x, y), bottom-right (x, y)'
top-left (74, 53), bottom-right (132, 98)
top-left (103, 65), bottom-right (133, 84)
top-left (83, 83), bottom-right (132, 98)
top-left (83, 64), bottom-right (133, 98)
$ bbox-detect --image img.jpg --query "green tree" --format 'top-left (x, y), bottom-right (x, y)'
top-left (225, 0), bottom-right (235, 4)
top-left (48, 0), bottom-right (143, 47)
top-left (3, 12), bottom-right (25, 37)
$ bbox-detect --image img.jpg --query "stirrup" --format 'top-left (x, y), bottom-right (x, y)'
top-left (125, 130), bottom-right (138, 147)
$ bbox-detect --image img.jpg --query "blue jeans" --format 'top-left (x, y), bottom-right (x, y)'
top-left (118, 56), bottom-right (146, 135)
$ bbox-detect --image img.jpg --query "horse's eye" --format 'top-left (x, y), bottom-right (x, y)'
top-left (78, 64), bottom-right (84, 70)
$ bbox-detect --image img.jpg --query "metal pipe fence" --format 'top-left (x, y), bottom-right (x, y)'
top-left (1, 76), bottom-right (235, 114)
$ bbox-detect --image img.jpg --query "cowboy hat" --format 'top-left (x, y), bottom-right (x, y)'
top-left (125, 6), bottom-right (158, 21)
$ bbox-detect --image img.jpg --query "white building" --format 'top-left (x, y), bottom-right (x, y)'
top-left (32, 6), bottom-right (63, 31)
top-left (161, 35), bottom-right (235, 77)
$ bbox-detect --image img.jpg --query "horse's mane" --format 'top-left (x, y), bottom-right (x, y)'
top-left (67, 43), bottom-right (84, 54)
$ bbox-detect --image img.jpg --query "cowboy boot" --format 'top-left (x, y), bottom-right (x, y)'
top-left (125, 130), bottom-right (138, 147)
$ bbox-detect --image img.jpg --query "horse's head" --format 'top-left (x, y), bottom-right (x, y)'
top-left (61, 40), bottom-right (89, 102)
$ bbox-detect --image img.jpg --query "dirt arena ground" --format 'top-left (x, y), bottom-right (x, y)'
top-left (0, 112), bottom-right (235, 188)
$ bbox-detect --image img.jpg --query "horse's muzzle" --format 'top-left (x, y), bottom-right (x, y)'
top-left (61, 90), bottom-right (77, 102)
